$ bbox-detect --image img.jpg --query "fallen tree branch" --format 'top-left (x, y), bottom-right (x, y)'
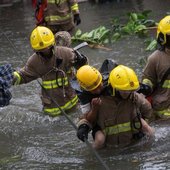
top-left (88, 44), bottom-right (112, 51)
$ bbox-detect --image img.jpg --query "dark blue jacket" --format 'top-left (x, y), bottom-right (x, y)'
top-left (0, 64), bottom-right (13, 107)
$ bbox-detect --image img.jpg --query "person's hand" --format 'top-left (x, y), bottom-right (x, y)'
top-left (145, 126), bottom-right (155, 137)
top-left (141, 118), bottom-right (155, 137)
top-left (91, 98), bottom-right (102, 112)
top-left (74, 14), bottom-right (81, 25)
top-left (77, 124), bottom-right (90, 142)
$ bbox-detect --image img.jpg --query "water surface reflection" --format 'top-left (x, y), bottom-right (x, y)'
top-left (0, 0), bottom-right (170, 169)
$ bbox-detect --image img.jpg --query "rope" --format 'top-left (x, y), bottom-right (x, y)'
top-left (37, 80), bottom-right (111, 170)
top-left (3, 33), bottom-right (111, 170)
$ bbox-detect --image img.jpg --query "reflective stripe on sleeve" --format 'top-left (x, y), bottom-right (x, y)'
top-left (142, 79), bottom-right (153, 88)
top-left (162, 80), bottom-right (170, 88)
top-left (71, 4), bottom-right (79, 11)
top-left (13, 71), bottom-right (21, 85)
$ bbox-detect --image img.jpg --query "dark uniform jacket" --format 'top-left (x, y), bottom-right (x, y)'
top-left (44, 0), bottom-right (79, 32)
top-left (142, 49), bottom-right (170, 118)
top-left (97, 92), bottom-right (152, 146)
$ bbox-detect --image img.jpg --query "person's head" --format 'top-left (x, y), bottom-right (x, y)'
top-left (108, 65), bottom-right (139, 99)
top-left (76, 65), bottom-right (103, 94)
top-left (55, 31), bottom-right (71, 47)
top-left (30, 26), bottom-right (55, 58)
top-left (157, 15), bottom-right (170, 49)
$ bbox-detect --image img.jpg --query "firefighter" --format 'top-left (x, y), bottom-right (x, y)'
top-left (142, 16), bottom-right (170, 120)
top-left (71, 60), bottom-right (118, 148)
top-left (74, 60), bottom-right (118, 115)
top-left (76, 65), bottom-right (154, 149)
top-left (33, 0), bottom-right (81, 34)
top-left (13, 26), bottom-right (87, 117)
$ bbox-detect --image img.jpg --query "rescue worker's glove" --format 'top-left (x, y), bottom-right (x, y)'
top-left (137, 83), bottom-right (152, 96)
top-left (74, 50), bottom-right (88, 69)
top-left (74, 14), bottom-right (81, 25)
top-left (77, 124), bottom-right (90, 142)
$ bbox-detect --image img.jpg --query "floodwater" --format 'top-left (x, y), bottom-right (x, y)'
top-left (0, 0), bottom-right (170, 169)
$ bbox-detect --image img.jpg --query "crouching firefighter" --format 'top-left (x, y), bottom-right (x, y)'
top-left (13, 26), bottom-right (87, 117)
top-left (76, 65), bottom-right (154, 149)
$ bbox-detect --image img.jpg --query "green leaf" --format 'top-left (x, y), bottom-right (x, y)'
top-left (142, 10), bottom-right (152, 17)
top-left (145, 39), bottom-right (157, 51)
top-left (130, 13), bottom-right (138, 21)
top-left (111, 32), bottom-right (121, 42)
top-left (75, 29), bottom-right (82, 37)
top-left (135, 25), bottom-right (147, 32)
top-left (143, 19), bottom-right (156, 27)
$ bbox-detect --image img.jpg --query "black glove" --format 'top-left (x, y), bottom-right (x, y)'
top-left (74, 14), bottom-right (81, 25)
top-left (77, 124), bottom-right (90, 142)
top-left (137, 83), bottom-right (152, 96)
top-left (74, 50), bottom-right (88, 69)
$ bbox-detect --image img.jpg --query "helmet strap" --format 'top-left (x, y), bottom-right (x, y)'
top-left (157, 33), bottom-right (166, 51)
top-left (165, 34), bottom-right (170, 49)
top-left (157, 32), bottom-right (165, 45)
top-left (36, 46), bottom-right (54, 59)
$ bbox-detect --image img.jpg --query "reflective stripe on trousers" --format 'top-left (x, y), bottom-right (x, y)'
top-left (44, 95), bottom-right (78, 116)
top-left (156, 79), bottom-right (170, 118)
top-left (103, 122), bottom-right (139, 136)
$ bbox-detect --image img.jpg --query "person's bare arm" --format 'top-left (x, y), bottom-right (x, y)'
top-left (141, 118), bottom-right (155, 137)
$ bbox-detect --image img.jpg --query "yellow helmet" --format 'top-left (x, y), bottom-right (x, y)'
top-left (109, 65), bottom-right (139, 91)
top-left (76, 65), bottom-right (102, 91)
top-left (30, 26), bottom-right (55, 50)
top-left (157, 15), bottom-right (170, 45)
